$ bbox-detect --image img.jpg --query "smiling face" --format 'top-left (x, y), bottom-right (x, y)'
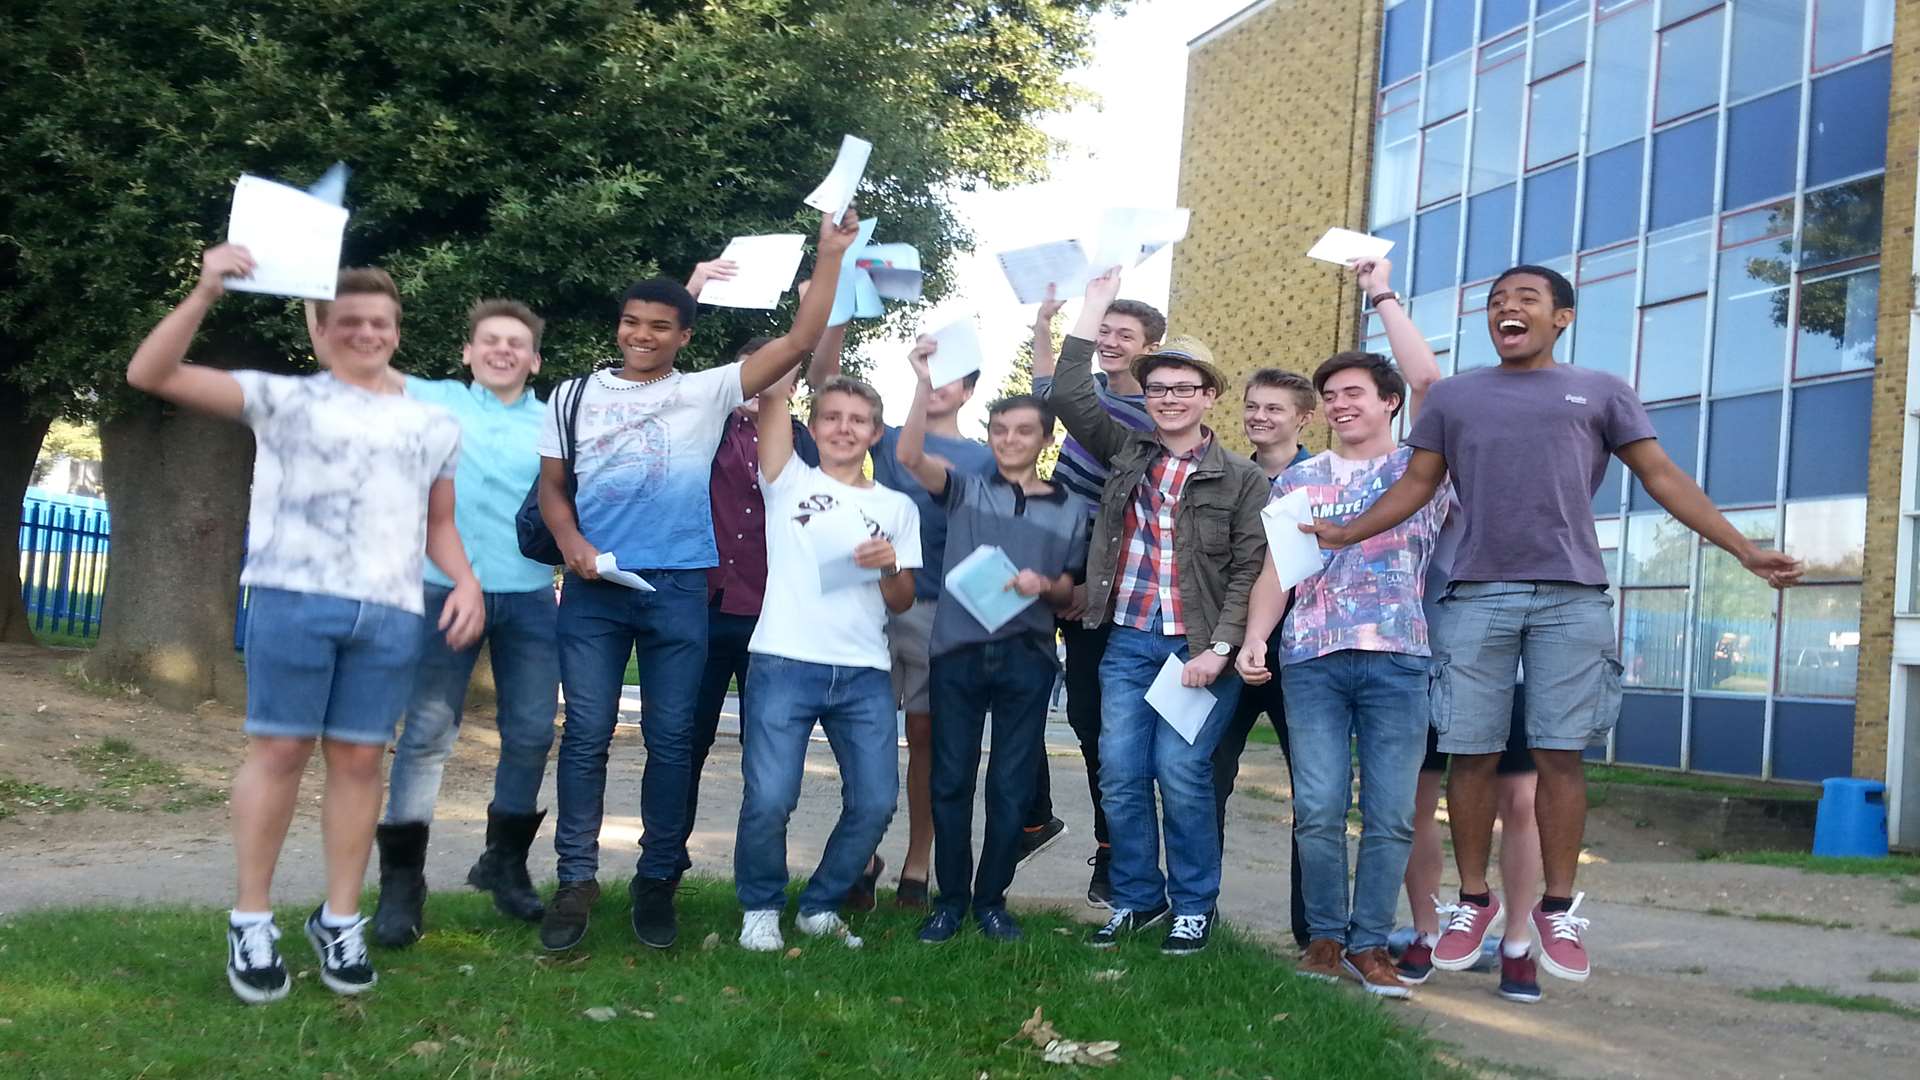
top-left (314, 293), bottom-right (401, 380)
top-left (809, 388), bottom-right (884, 470)
top-left (1243, 383), bottom-right (1311, 452)
top-left (926, 376), bottom-right (976, 420)
top-left (1142, 362), bottom-right (1217, 438)
top-left (1320, 367), bottom-right (1399, 448)
top-left (1487, 271), bottom-right (1575, 362)
top-left (616, 300), bottom-right (692, 377)
top-left (1096, 311), bottom-right (1154, 378)
top-left (987, 404), bottom-right (1052, 473)
top-left (462, 315), bottom-right (540, 394)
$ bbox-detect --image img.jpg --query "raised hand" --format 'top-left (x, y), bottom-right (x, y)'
top-left (906, 335), bottom-right (937, 384)
top-left (820, 206), bottom-right (862, 257)
top-left (196, 244), bottom-right (257, 299)
top-left (686, 258), bottom-right (739, 298)
top-left (1083, 265), bottom-right (1123, 309)
top-left (1037, 282), bottom-right (1066, 326)
top-left (1351, 257), bottom-right (1393, 297)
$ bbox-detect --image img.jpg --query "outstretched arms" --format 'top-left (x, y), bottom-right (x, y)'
top-left (1616, 439), bottom-right (1803, 588)
top-left (738, 212), bottom-right (863, 398)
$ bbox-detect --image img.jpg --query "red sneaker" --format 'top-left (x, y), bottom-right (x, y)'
top-left (1498, 952), bottom-right (1543, 1003)
top-left (1396, 939), bottom-right (1434, 985)
top-left (1531, 893), bottom-right (1591, 982)
top-left (1432, 893), bottom-right (1499, 971)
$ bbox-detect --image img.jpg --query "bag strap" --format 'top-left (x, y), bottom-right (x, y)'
top-left (561, 375), bottom-right (589, 473)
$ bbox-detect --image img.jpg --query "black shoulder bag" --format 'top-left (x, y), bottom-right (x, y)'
top-left (515, 375), bottom-right (590, 565)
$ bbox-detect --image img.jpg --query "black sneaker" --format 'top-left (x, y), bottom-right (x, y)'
top-left (917, 909), bottom-right (961, 944)
top-left (1161, 910), bottom-right (1213, 956)
top-left (225, 918), bottom-right (290, 1004)
top-left (1085, 901), bottom-right (1169, 948)
top-left (977, 907), bottom-right (1023, 942)
top-left (303, 907), bottom-right (376, 995)
top-left (1085, 848), bottom-right (1113, 909)
top-left (629, 876), bottom-right (678, 949)
top-left (1016, 817), bottom-right (1069, 869)
top-left (844, 856), bottom-right (883, 914)
top-left (539, 879), bottom-right (600, 952)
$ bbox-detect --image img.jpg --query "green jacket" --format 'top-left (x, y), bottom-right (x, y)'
top-left (1050, 335), bottom-right (1270, 655)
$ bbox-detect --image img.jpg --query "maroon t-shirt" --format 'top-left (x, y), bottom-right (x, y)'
top-left (706, 410), bottom-right (817, 616)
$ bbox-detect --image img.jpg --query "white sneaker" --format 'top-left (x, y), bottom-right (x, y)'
top-left (795, 910), bottom-right (864, 949)
top-left (740, 910), bottom-right (784, 952)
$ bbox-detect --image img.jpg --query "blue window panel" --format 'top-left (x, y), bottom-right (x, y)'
top-left (1808, 55), bottom-right (1890, 187)
top-left (1420, 117), bottom-right (1469, 206)
top-left (1527, 68), bottom-right (1585, 168)
top-left (1572, 271), bottom-right (1637, 383)
top-left (1730, 0), bottom-right (1807, 101)
top-left (1813, 0), bottom-right (1894, 69)
top-left (1614, 692), bottom-right (1683, 768)
top-left (1689, 697), bottom-right (1766, 778)
top-left (1711, 243), bottom-right (1791, 396)
top-left (1470, 58), bottom-right (1525, 194)
top-left (1770, 700), bottom-right (1855, 782)
top-left (1483, 0), bottom-right (1529, 41)
top-left (1799, 175), bottom-right (1885, 269)
top-left (1644, 220), bottom-right (1713, 303)
top-left (1705, 392), bottom-right (1780, 506)
top-left (1534, 5), bottom-right (1588, 77)
top-left (1465, 185), bottom-right (1517, 282)
top-left (1724, 88), bottom-right (1801, 209)
top-left (1380, 0), bottom-right (1425, 86)
top-left (1594, 454), bottom-right (1626, 517)
top-left (1536, 0), bottom-right (1583, 11)
top-left (1650, 115), bottom-right (1718, 230)
top-left (1375, 220), bottom-right (1411, 294)
top-left (1520, 164), bottom-right (1578, 263)
top-left (1414, 202), bottom-right (1462, 294)
top-left (1583, 140), bottom-right (1645, 250)
top-left (1430, 0), bottom-right (1475, 63)
top-left (1787, 377), bottom-right (1870, 498)
top-left (1655, 8), bottom-right (1724, 123)
top-left (1638, 298), bottom-right (1706, 401)
top-left (1631, 402), bottom-right (1699, 511)
top-left (1589, 2), bottom-right (1654, 152)
top-left (1426, 53), bottom-right (1472, 124)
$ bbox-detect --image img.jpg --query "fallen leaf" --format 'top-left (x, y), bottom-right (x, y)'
top-left (456, 964), bottom-right (475, 976)
top-left (785, 947), bottom-right (803, 959)
top-left (1018, 1008), bottom-right (1120, 1067)
top-left (537, 953), bottom-right (591, 969)
top-left (407, 1041), bottom-right (444, 1058)
top-left (623, 956), bottom-right (637, 969)
top-left (1051, 927), bottom-right (1072, 936)
top-left (702, 932), bottom-right (720, 952)
top-left (888, 996), bottom-right (905, 1005)
top-left (671, 994), bottom-right (688, 1004)
top-left (582, 1007), bottom-right (618, 1022)
top-left (1269, 1013), bottom-right (1290, 1023)
top-left (630, 1010), bottom-right (657, 1020)
top-left (721, 986), bottom-right (740, 996)
top-left (1090, 969), bottom-right (1126, 982)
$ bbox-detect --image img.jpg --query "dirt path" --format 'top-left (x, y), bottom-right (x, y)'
top-left (2, 644), bottom-right (1916, 1077)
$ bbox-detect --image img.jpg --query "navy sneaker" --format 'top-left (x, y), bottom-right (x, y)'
top-left (977, 908), bottom-right (1023, 942)
top-left (303, 907), bottom-right (376, 995)
top-left (1086, 901), bottom-right (1170, 948)
top-left (917, 910), bottom-right (962, 944)
top-left (225, 918), bottom-right (290, 1004)
top-left (1499, 951), bottom-right (1543, 1003)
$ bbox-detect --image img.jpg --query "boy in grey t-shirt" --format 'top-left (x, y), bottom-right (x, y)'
top-left (1304, 264), bottom-right (1802, 985)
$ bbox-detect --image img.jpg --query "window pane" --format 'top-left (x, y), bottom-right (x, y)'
top-left (1374, 220), bottom-right (1411, 294)
top-left (1426, 53), bottom-right (1472, 124)
top-left (1694, 509), bottom-right (1778, 694)
top-left (1637, 298), bottom-right (1705, 401)
top-left (1787, 376), bottom-right (1871, 498)
top-left (1465, 185), bottom-right (1517, 282)
top-left (1724, 87), bottom-right (1801, 208)
top-left (1656, 8), bottom-right (1724, 123)
top-left (1571, 271), bottom-right (1636, 381)
top-left (1778, 585), bottom-right (1860, 697)
top-left (1580, 243), bottom-right (1639, 282)
top-left (1622, 589), bottom-right (1689, 689)
top-left (1420, 117), bottom-right (1468, 206)
top-left (1431, 0), bottom-right (1475, 63)
top-left (1662, 0), bottom-right (1721, 24)
top-left (1808, 55), bottom-right (1891, 186)
top-left (1796, 268), bottom-right (1878, 379)
top-left (1410, 289), bottom-right (1458, 351)
top-left (1705, 392), bottom-right (1781, 506)
top-left (1381, 0), bottom-right (1426, 85)
top-left (1626, 513), bottom-right (1691, 585)
top-left (1520, 163), bottom-right (1578, 263)
top-left (1456, 300), bottom-right (1499, 372)
top-left (1813, 0), bottom-right (1894, 69)
top-left (1632, 403), bottom-right (1701, 511)
top-left (1534, 7), bottom-right (1589, 77)
top-left (1483, 0), bottom-right (1529, 41)
top-left (1784, 496), bottom-right (1865, 581)
top-left (1470, 59), bottom-right (1525, 194)
top-left (1644, 220), bottom-right (1712, 302)
top-left (1415, 201), bottom-right (1462, 294)
top-left (1711, 243), bottom-right (1791, 395)
top-left (1589, 2), bottom-right (1654, 151)
top-left (1372, 122), bottom-right (1420, 226)
top-left (1583, 140), bottom-right (1645, 250)
top-left (1799, 175), bottom-right (1884, 269)
top-left (1649, 114), bottom-right (1718, 229)
top-left (1527, 68), bottom-right (1586, 169)
top-left (1730, 0), bottom-right (1806, 100)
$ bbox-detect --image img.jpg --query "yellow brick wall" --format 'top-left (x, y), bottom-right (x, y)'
top-left (1853, 14), bottom-right (1919, 780)
top-left (1171, 0), bottom-right (1383, 457)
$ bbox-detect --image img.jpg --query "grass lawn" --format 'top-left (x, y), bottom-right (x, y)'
top-left (1742, 984), bottom-right (1920, 1021)
top-left (1583, 763), bottom-right (1820, 802)
top-left (1701, 850), bottom-right (1920, 879)
top-left (0, 885), bottom-right (1451, 1079)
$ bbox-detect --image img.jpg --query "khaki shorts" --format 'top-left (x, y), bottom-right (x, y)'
top-left (887, 599), bottom-right (936, 713)
top-left (1428, 581), bottom-right (1623, 755)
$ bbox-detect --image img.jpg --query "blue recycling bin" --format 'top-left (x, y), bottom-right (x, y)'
top-left (1812, 777), bottom-right (1888, 858)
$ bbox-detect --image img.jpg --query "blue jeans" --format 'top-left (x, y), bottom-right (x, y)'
top-left (734, 655), bottom-right (898, 915)
top-left (1282, 648), bottom-right (1431, 952)
top-left (385, 586), bottom-right (559, 824)
top-left (552, 570), bottom-right (708, 883)
top-left (928, 636), bottom-right (1056, 917)
top-left (1097, 619), bottom-right (1242, 916)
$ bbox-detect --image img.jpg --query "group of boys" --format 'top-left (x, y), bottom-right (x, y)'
top-left (129, 201), bottom-right (1803, 1004)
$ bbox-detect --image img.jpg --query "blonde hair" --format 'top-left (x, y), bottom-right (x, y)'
top-left (809, 375), bottom-right (885, 424)
top-left (467, 298), bottom-right (544, 351)
top-left (315, 267), bottom-right (401, 324)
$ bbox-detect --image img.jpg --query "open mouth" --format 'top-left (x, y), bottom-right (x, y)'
top-left (1495, 319), bottom-right (1529, 349)
top-left (1329, 412), bottom-right (1359, 428)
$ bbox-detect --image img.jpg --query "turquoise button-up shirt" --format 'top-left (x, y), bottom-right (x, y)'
top-left (406, 376), bottom-right (553, 593)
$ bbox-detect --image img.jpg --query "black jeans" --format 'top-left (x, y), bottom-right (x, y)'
top-left (930, 637), bottom-right (1056, 916)
top-left (1212, 641), bottom-right (1309, 948)
top-left (1026, 619), bottom-right (1110, 844)
top-left (682, 605), bottom-right (759, 876)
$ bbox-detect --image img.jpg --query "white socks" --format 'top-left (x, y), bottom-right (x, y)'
top-left (319, 904), bottom-right (359, 929)
top-left (229, 909), bottom-right (272, 927)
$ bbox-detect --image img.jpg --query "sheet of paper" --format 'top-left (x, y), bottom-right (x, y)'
top-left (804, 134), bottom-right (872, 225)
top-left (1305, 226), bottom-right (1395, 266)
top-left (804, 503), bottom-right (880, 594)
top-left (943, 545), bottom-right (1036, 635)
top-left (828, 216), bottom-right (883, 327)
top-left (927, 316), bottom-right (985, 389)
top-left (1262, 487), bottom-right (1328, 591)
top-left (698, 233), bottom-right (806, 309)
top-left (858, 242), bottom-right (923, 301)
top-left (994, 239), bottom-right (1090, 304)
top-left (225, 175), bottom-right (350, 301)
top-left (593, 552), bottom-right (656, 592)
top-left (1144, 653), bottom-right (1216, 746)
top-left (1087, 207), bottom-right (1191, 274)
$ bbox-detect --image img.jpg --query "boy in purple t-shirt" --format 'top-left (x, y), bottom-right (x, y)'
top-left (1304, 264), bottom-right (1802, 984)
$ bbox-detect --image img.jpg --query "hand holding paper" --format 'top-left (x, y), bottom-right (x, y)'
top-left (696, 234), bottom-right (806, 310)
top-left (225, 175), bottom-right (351, 301)
top-left (926, 317), bottom-right (984, 389)
top-left (995, 239), bottom-right (1090, 304)
top-left (1144, 654), bottom-right (1216, 746)
top-left (805, 504), bottom-right (882, 593)
top-left (805, 134), bottom-right (872, 225)
top-left (593, 552), bottom-right (656, 592)
top-left (1261, 488), bottom-right (1327, 591)
top-left (943, 546), bottom-right (1036, 634)
top-left (1306, 227), bottom-right (1395, 267)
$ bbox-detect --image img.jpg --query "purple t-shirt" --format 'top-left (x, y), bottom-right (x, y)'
top-left (1406, 365), bottom-right (1654, 587)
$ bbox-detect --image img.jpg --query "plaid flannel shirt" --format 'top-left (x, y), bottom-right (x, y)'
top-left (1109, 433), bottom-right (1212, 636)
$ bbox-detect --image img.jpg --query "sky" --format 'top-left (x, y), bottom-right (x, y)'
top-left (860, 0), bottom-right (1258, 433)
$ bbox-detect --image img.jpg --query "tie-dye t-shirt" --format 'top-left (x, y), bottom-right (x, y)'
top-left (1276, 446), bottom-right (1450, 666)
top-left (537, 364), bottom-right (745, 571)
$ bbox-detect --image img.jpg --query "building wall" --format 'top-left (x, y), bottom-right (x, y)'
top-left (1171, 0), bottom-right (1382, 456)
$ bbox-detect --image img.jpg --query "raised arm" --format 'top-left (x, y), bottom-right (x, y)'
top-left (755, 366), bottom-right (801, 485)
top-left (1356, 257), bottom-right (1439, 424)
top-left (1049, 268), bottom-right (1132, 466)
top-left (1305, 448), bottom-right (1448, 548)
top-left (1029, 283), bottom-right (1067, 380)
top-left (1616, 439), bottom-right (1803, 588)
top-left (125, 245), bottom-right (253, 419)
top-left (897, 336), bottom-right (953, 497)
top-left (739, 211), bottom-right (862, 398)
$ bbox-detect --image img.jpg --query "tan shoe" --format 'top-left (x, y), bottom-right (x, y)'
top-left (1296, 938), bottom-right (1344, 982)
top-left (1343, 947), bottom-right (1413, 999)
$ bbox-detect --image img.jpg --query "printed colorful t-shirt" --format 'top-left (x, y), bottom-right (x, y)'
top-left (1277, 446), bottom-right (1450, 666)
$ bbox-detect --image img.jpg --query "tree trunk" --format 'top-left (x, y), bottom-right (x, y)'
top-left (0, 376), bottom-right (55, 645)
top-left (86, 403), bottom-right (253, 709)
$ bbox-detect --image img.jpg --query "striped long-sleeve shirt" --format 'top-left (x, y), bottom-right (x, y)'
top-left (1033, 372), bottom-right (1153, 517)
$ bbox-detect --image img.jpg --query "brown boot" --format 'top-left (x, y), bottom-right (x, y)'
top-left (1296, 938), bottom-right (1344, 982)
top-left (1343, 947), bottom-right (1413, 999)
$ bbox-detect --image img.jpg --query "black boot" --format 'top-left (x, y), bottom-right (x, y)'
top-left (371, 821), bottom-right (430, 948)
top-left (466, 804), bottom-right (546, 923)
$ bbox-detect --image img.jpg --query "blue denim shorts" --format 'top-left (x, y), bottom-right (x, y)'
top-left (242, 586), bottom-right (425, 745)
top-left (1427, 581), bottom-right (1623, 754)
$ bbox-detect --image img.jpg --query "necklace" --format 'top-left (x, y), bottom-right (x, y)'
top-left (600, 367), bottom-right (674, 390)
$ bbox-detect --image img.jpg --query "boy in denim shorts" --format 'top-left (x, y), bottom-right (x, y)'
top-left (127, 246), bottom-right (483, 1004)
top-left (1304, 264), bottom-right (1802, 982)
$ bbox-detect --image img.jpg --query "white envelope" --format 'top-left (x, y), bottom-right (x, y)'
top-left (593, 552), bottom-right (656, 592)
top-left (1262, 488), bottom-right (1327, 591)
top-left (1305, 226), bottom-right (1395, 266)
top-left (225, 175), bottom-right (350, 301)
top-left (994, 239), bottom-right (1090, 304)
top-left (943, 545), bottom-right (1036, 634)
top-left (926, 316), bottom-right (985, 389)
top-left (804, 503), bottom-right (880, 593)
top-left (804, 134), bottom-right (872, 225)
top-left (1144, 653), bottom-right (1216, 746)
top-left (697, 233), bottom-right (807, 310)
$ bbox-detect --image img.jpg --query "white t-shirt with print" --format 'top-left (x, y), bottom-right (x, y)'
top-left (537, 364), bottom-right (744, 571)
top-left (231, 371), bottom-right (461, 614)
top-left (749, 461), bottom-right (923, 671)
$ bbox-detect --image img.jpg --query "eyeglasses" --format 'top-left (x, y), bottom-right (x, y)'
top-left (1144, 384), bottom-right (1206, 399)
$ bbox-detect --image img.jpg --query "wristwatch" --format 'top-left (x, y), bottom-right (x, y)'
top-left (1210, 641), bottom-right (1233, 657)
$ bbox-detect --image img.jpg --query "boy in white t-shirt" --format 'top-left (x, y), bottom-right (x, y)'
top-left (734, 373), bottom-right (921, 952)
top-left (126, 246), bottom-right (484, 1004)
